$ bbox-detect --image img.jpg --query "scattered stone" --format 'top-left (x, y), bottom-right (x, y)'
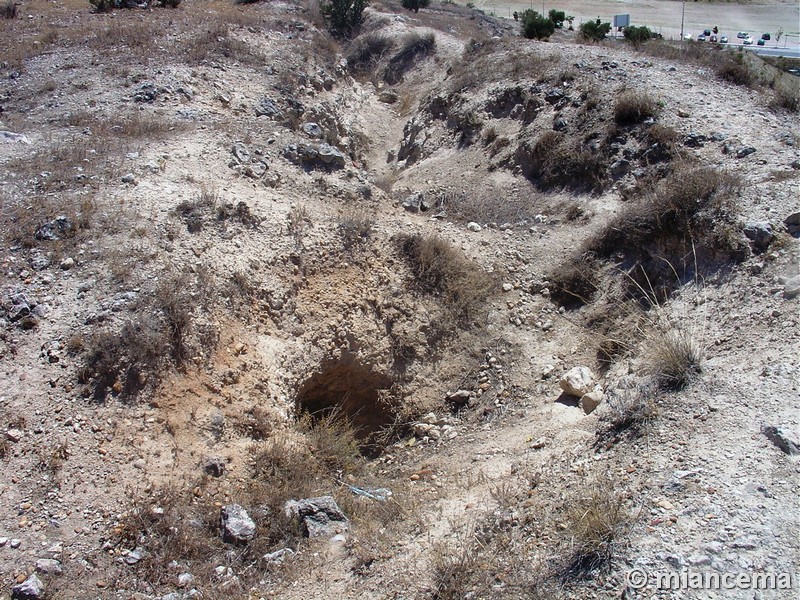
top-left (124, 547), bottom-right (147, 565)
top-left (579, 390), bottom-right (603, 415)
top-left (559, 366), bottom-right (596, 397)
top-left (283, 143), bottom-right (346, 169)
top-left (283, 496), bottom-right (349, 538)
top-left (541, 364), bottom-right (555, 379)
top-left (402, 191), bottom-right (433, 213)
top-left (784, 276), bottom-right (800, 300)
top-left (263, 548), bottom-right (295, 565)
top-left (221, 504), bottom-right (256, 543)
top-left (10, 538), bottom-right (22, 548)
top-left (60, 257), bottom-right (75, 271)
top-left (736, 146), bottom-right (756, 159)
top-left (11, 573), bottom-right (44, 600)
top-left (133, 82), bottom-right (163, 103)
top-left (255, 97), bottom-right (283, 119)
top-left (177, 573), bottom-right (194, 588)
top-left (231, 142), bottom-right (250, 164)
top-left (445, 390), bottom-right (472, 407)
top-left (785, 211), bottom-right (800, 236)
top-left (743, 222), bottom-right (774, 251)
top-left (203, 456), bottom-right (226, 477)
top-left (245, 161), bottom-right (267, 179)
top-left (35, 216), bottom-right (72, 241)
top-left (502, 283), bottom-right (513, 292)
top-left (301, 122), bottom-right (324, 139)
top-left (467, 222), bottom-right (482, 232)
top-left (763, 425), bottom-right (800, 455)
top-left (610, 159), bottom-right (630, 179)
top-left (379, 90), bottom-right (398, 104)
top-left (121, 173), bottom-right (137, 185)
top-left (35, 558), bottom-right (62, 575)
top-left (0, 131), bottom-right (31, 144)
top-left (6, 428), bottom-right (23, 442)
top-left (683, 132), bottom-right (706, 148)
top-left (553, 117), bottom-right (567, 131)
top-left (0, 538), bottom-right (6, 547)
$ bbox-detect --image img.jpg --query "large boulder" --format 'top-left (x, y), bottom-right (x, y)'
top-left (220, 504), bottom-right (256, 543)
top-left (283, 143), bottom-right (346, 170)
top-left (559, 366), bottom-right (596, 397)
top-left (283, 496), bottom-right (349, 538)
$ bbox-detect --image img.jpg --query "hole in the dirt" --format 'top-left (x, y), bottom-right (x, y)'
top-left (295, 355), bottom-right (395, 445)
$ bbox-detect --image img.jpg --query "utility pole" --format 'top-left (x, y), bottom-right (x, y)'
top-left (680, 0), bottom-right (685, 42)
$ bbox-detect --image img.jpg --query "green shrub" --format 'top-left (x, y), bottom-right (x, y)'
top-left (402, 0), bottom-right (430, 12)
top-left (548, 9), bottom-right (566, 28)
top-left (623, 25), bottom-right (653, 45)
top-left (322, 0), bottom-right (369, 38)
top-left (580, 19), bottom-right (611, 41)
top-left (521, 9), bottom-right (555, 40)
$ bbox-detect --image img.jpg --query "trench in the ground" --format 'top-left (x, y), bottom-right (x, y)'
top-left (295, 355), bottom-right (395, 442)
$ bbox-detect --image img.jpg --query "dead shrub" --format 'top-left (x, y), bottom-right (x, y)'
top-left (287, 204), bottom-right (311, 248)
top-left (399, 233), bottom-right (495, 325)
top-left (516, 131), bottom-right (607, 193)
top-left (547, 253), bottom-right (601, 309)
top-left (770, 88), bottom-right (799, 113)
top-left (614, 90), bottom-right (658, 125)
top-left (338, 210), bottom-right (374, 251)
top-left (346, 32), bottom-right (395, 75)
top-left (1, 1), bottom-right (18, 20)
top-left (597, 382), bottom-right (660, 444)
top-left (175, 187), bottom-right (218, 233)
top-left (383, 32), bottom-right (436, 85)
top-left (300, 410), bottom-right (364, 476)
top-left (560, 480), bottom-right (628, 574)
top-left (430, 540), bottom-right (481, 599)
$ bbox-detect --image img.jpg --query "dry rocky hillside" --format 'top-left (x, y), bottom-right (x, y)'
top-left (0, 1), bottom-right (799, 599)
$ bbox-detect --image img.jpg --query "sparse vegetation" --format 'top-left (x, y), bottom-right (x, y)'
top-left (614, 90), bottom-right (658, 125)
top-left (347, 33), bottom-right (395, 75)
top-left (648, 323), bottom-right (704, 389)
top-left (560, 480), bottom-right (628, 574)
top-left (383, 32), bottom-right (436, 85)
top-left (399, 233), bottom-right (495, 325)
top-left (1, 0), bottom-right (18, 19)
top-left (338, 210), bottom-right (374, 250)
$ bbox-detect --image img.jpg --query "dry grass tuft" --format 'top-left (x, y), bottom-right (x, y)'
top-left (383, 32), bottom-right (436, 85)
top-left (614, 90), bottom-right (659, 125)
top-left (560, 480), bottom-right (628, 574)
top-left (648, 324), bottom-right (704, 390)
top-left (1, 1), bottom-right (17, 19)
top-left (338, 210), bottom-right (374, 251)
top-left (399, 233), bottom-right (495, 325)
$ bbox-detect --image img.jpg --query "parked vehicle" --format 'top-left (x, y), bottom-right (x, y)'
top-left (757, 39), bottom-right (765, 46)
top-left (720, 36), bottom-right (728, 43)
top-left (743, 37), bottom-right (754, 45)
top-left (710, 35), bottom-right (718, 42)
top-left (761, 33), bottom-right (771, 40)
top-left (737, 31), bottom-right (748, 39)
top-left (697, 34), bottom-right (706, 41)
top-left (684, 33), bottom-right (693, 40)
top-left (703, 29), bottom-right (712, 37)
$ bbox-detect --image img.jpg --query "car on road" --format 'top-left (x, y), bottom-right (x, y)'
top-left (743, 37), bottom-right (754, 45)
top-left (757, 39), bottom-right (765, 46)
top-left (720, 36), bottom-right (728, 43)
top-left (697, 34), bottom-right (706, 41)
top-left (761, 33), bottom-right (771, 41)
top-left (737, 32), bottom-right (749, 39)
top-left (710, 35), bottom-right (718, 42)
top-left (684, 33), bottom-right (693, 40)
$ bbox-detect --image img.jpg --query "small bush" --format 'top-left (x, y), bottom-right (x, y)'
top-left (716, 55), bottom-right (753, 86)
top-left (1, 1), bottom-right (18, 19)
top-left (517, 130), bottom-right (607, 193)
top-left (339, 210), bottom-right (374, 250)
top-left (770, 88), bottom-right (799, 112)
top-left (322, 0), bottom-right (368, 38)
top-left (300, 410), bottom-right (364, 475)
top-left (614, 90), bottom-right (658, 125)
top-left (521, 9), bottom-right (555, 40)
top-left (579, 19), bottom-right (611, 42)
top-left (402, 0), bottom-right (430, 12)
top-left (623, 25), bottom-right (653, 45)
top-left (548, 9), bottom-right (566, 28)
top-left (548, 254), bottom-right (601, 309)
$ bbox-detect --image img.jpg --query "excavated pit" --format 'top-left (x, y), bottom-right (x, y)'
top-left (295, 355), bottom-right (395, 440)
